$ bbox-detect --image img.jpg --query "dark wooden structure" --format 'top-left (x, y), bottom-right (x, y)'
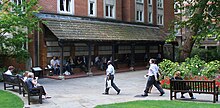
top-left (170, 79), bottom-right (219, 103)
top-left (20, 79), bottom-right (43, 105)
top-left (2, 73), bottom-right (22, 94)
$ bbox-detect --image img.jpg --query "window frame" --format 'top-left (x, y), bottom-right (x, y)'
top-left (148, 12), bottom-right (153, 24)
top-left (157, 0), bottom-right (163, 9)
top-left (57, 0), bottom-right (74, 14)
top-left (11, 0), bottom-right (24, 11)
top-left (148, 0), bottom-right (152, 5)
top-left (88, 0), bottom-right (97, 17)
top-left (104, 0), bottom-right (116, 19)
top-left (157, 14), bottom-right (164, 25)
top-left (135, 0), bottom-right (144, 22)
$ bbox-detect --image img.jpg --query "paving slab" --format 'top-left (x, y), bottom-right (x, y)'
top-left (0, 70), bottom-right (219, 108)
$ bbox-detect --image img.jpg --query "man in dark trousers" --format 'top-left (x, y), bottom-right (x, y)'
top-left (142, 59), bottom-right (165, 96)
top-left (103, 61), bottom-right (121, 95)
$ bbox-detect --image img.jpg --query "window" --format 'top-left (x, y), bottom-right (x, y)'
top-left (105, 5), bottom-right (114, 17)
top-left (104, 0), bottom-right (115, 18)
top-left (157, 14), bottom-right (163, 25)
top-left (136, 0), bottom-right (144, 22)
top-left (147, 0), bottom-right (153, 24)
top-left (174, 2), bottom-right (181, 14)
top-left (148, 12), bottom-right (152, 23)
top-left (157, 0), bottom-right (163, 8)
top-left (11, 0), bottom-right (24, 11)
top-left (174, 24), bottom-right (181, 36)
top-left (148, 0), bottom-right (152, 5)
top-left (136, 0), bottom-right (143, 3)
top-left (88, 0), bottom-right (96, 16)
top-left (58, 0), bottom-right (73, 14)
top-left (12, 0), bottom-right (22, 5)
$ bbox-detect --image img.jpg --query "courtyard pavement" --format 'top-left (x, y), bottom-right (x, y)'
top-left (0, 70), bottom-right (219, 108)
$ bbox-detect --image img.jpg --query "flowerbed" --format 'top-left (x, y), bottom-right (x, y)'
top-left (160, 75), bottom-right (220, 91)
top-left (159, 55), bottom-right (220, 91)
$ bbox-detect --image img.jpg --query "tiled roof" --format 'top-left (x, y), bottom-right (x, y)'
top-left (43, 19), bottom-right (166, 42)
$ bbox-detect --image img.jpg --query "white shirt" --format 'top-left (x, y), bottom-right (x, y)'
top-left (56, 59), bottom-right (60, 66)
top-left (106, 64), bottom-right (115, 75)
top-left (148, 63), bottom-right (159, 77)
top-left (4, 70), bottom-right (12, 75)
top-left (50, 59), bottom-right (56, 68)
top-left (95, 56), bottom-right (99, 63)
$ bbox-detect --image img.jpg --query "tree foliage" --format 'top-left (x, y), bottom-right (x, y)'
top-left (168, 0), bottom-right (220, 60)
top-left (0, 0), bottom-right (41, 62)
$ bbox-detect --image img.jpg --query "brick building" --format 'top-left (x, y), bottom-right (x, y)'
top-left (27, 0), bottom-right (174, 74)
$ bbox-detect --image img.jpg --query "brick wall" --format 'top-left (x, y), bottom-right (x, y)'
top-left (38, 0), bottom-right (57, 13)
top-left (116, 0), bottom-right (122, 20)
top-left (97, 0), bottom-right (104, 18)
top-left (37, 0), bottom-right (174, 32)
top-left (164, 0), bottom-right (174, 32)
top-left (75, 0), bottom-right (88, 16)
top-left (122, 0), bottom-right (135, 22)
top-left (39, 23), bottom-right (48, 70)
top-left (152, 0), bottom-right (157, 25)
top-left (144, 0), bottom-right (148, 23)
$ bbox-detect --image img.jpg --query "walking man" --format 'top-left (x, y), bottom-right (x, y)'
top-left (142, 59), bottom-right (165, 96)
top-left (103, 61), bottom-right (121, 95)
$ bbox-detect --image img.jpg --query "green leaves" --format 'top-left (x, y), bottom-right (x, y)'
top-left (159, 55), bottom-right (220, 79)
top-left (169, 0), bottom-right (220, 55)
top-left (0, 0), bottom-right (41, 62)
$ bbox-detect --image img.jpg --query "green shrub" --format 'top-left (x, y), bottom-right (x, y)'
top-left (159, 59), bottom-right (179, 77)
top-left (159, 55), bottom-right (220, 79)
top-left (191, 48), bottom-right (220, 62)
top-left (200, 60), bottom-right (220, 78)
top-left (184, 55), bottom-right (205, 76)
top-left (0, 67), bottom-right (7, 81)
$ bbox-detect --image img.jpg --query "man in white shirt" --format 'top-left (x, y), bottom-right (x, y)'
top-left (142, 59), bottom-right (165, 97)
top-left (4, 66), bottom-right (15, 75)
top-left (103, 61), bottom-right (121, 95)
top-left (50, 56), bottom-right (60, 75)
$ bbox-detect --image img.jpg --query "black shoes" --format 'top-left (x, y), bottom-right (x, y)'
top-left (117, 90), bottom-right (121, 95)
top-left (159, 93), bottom-right (165, 96)
top-left (102, 92), bottom-right (109, 95)
top-left (191, 97), bottom-right (196, 99)
top-left (103, 90), bottom-right (121, 95)
top-left (181, 96), bottom-right (185, 98)
top-left (141, 94), bottom-right (148, 97)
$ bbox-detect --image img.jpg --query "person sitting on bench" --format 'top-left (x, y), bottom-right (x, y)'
top-left (171, 71), bottom-right (196, 99)
top-left (25, 72), bottom-right (51, 99)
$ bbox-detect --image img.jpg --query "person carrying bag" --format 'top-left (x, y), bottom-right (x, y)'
top-left (103, 61), bottom-right (121, 95)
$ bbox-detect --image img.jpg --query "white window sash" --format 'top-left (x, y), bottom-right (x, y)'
top-left (148, 0), bottom-right (152, 5)
top-left (11, 0), bottom-right (24, 11)
top-left (105, 5), bottom-right (114, 18)
top-left (58, 0), bottom-right (73, 14)
top-left (157, 0), bottom-right (163, 8)
top-left (88, 0), bottom-right (96, 16)
top-left (136, 0), bottom-right (144, 22)
top-left (104, 0), bottom-right (115, 18)
top-left (148, 12), bottom-right (153, 23)
top-left (157, 15), bottom-right (163, 25)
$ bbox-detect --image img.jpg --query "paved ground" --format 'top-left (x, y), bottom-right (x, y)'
top-left (0, 70), bottom-right (219, 108)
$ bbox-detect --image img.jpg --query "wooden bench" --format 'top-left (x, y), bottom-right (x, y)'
top-left (20, 79), bottom-right (43, 105)
top-left (2, 73), bottom-right (22, 94)
top-left (170, 79), bottom-right (219, 103)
